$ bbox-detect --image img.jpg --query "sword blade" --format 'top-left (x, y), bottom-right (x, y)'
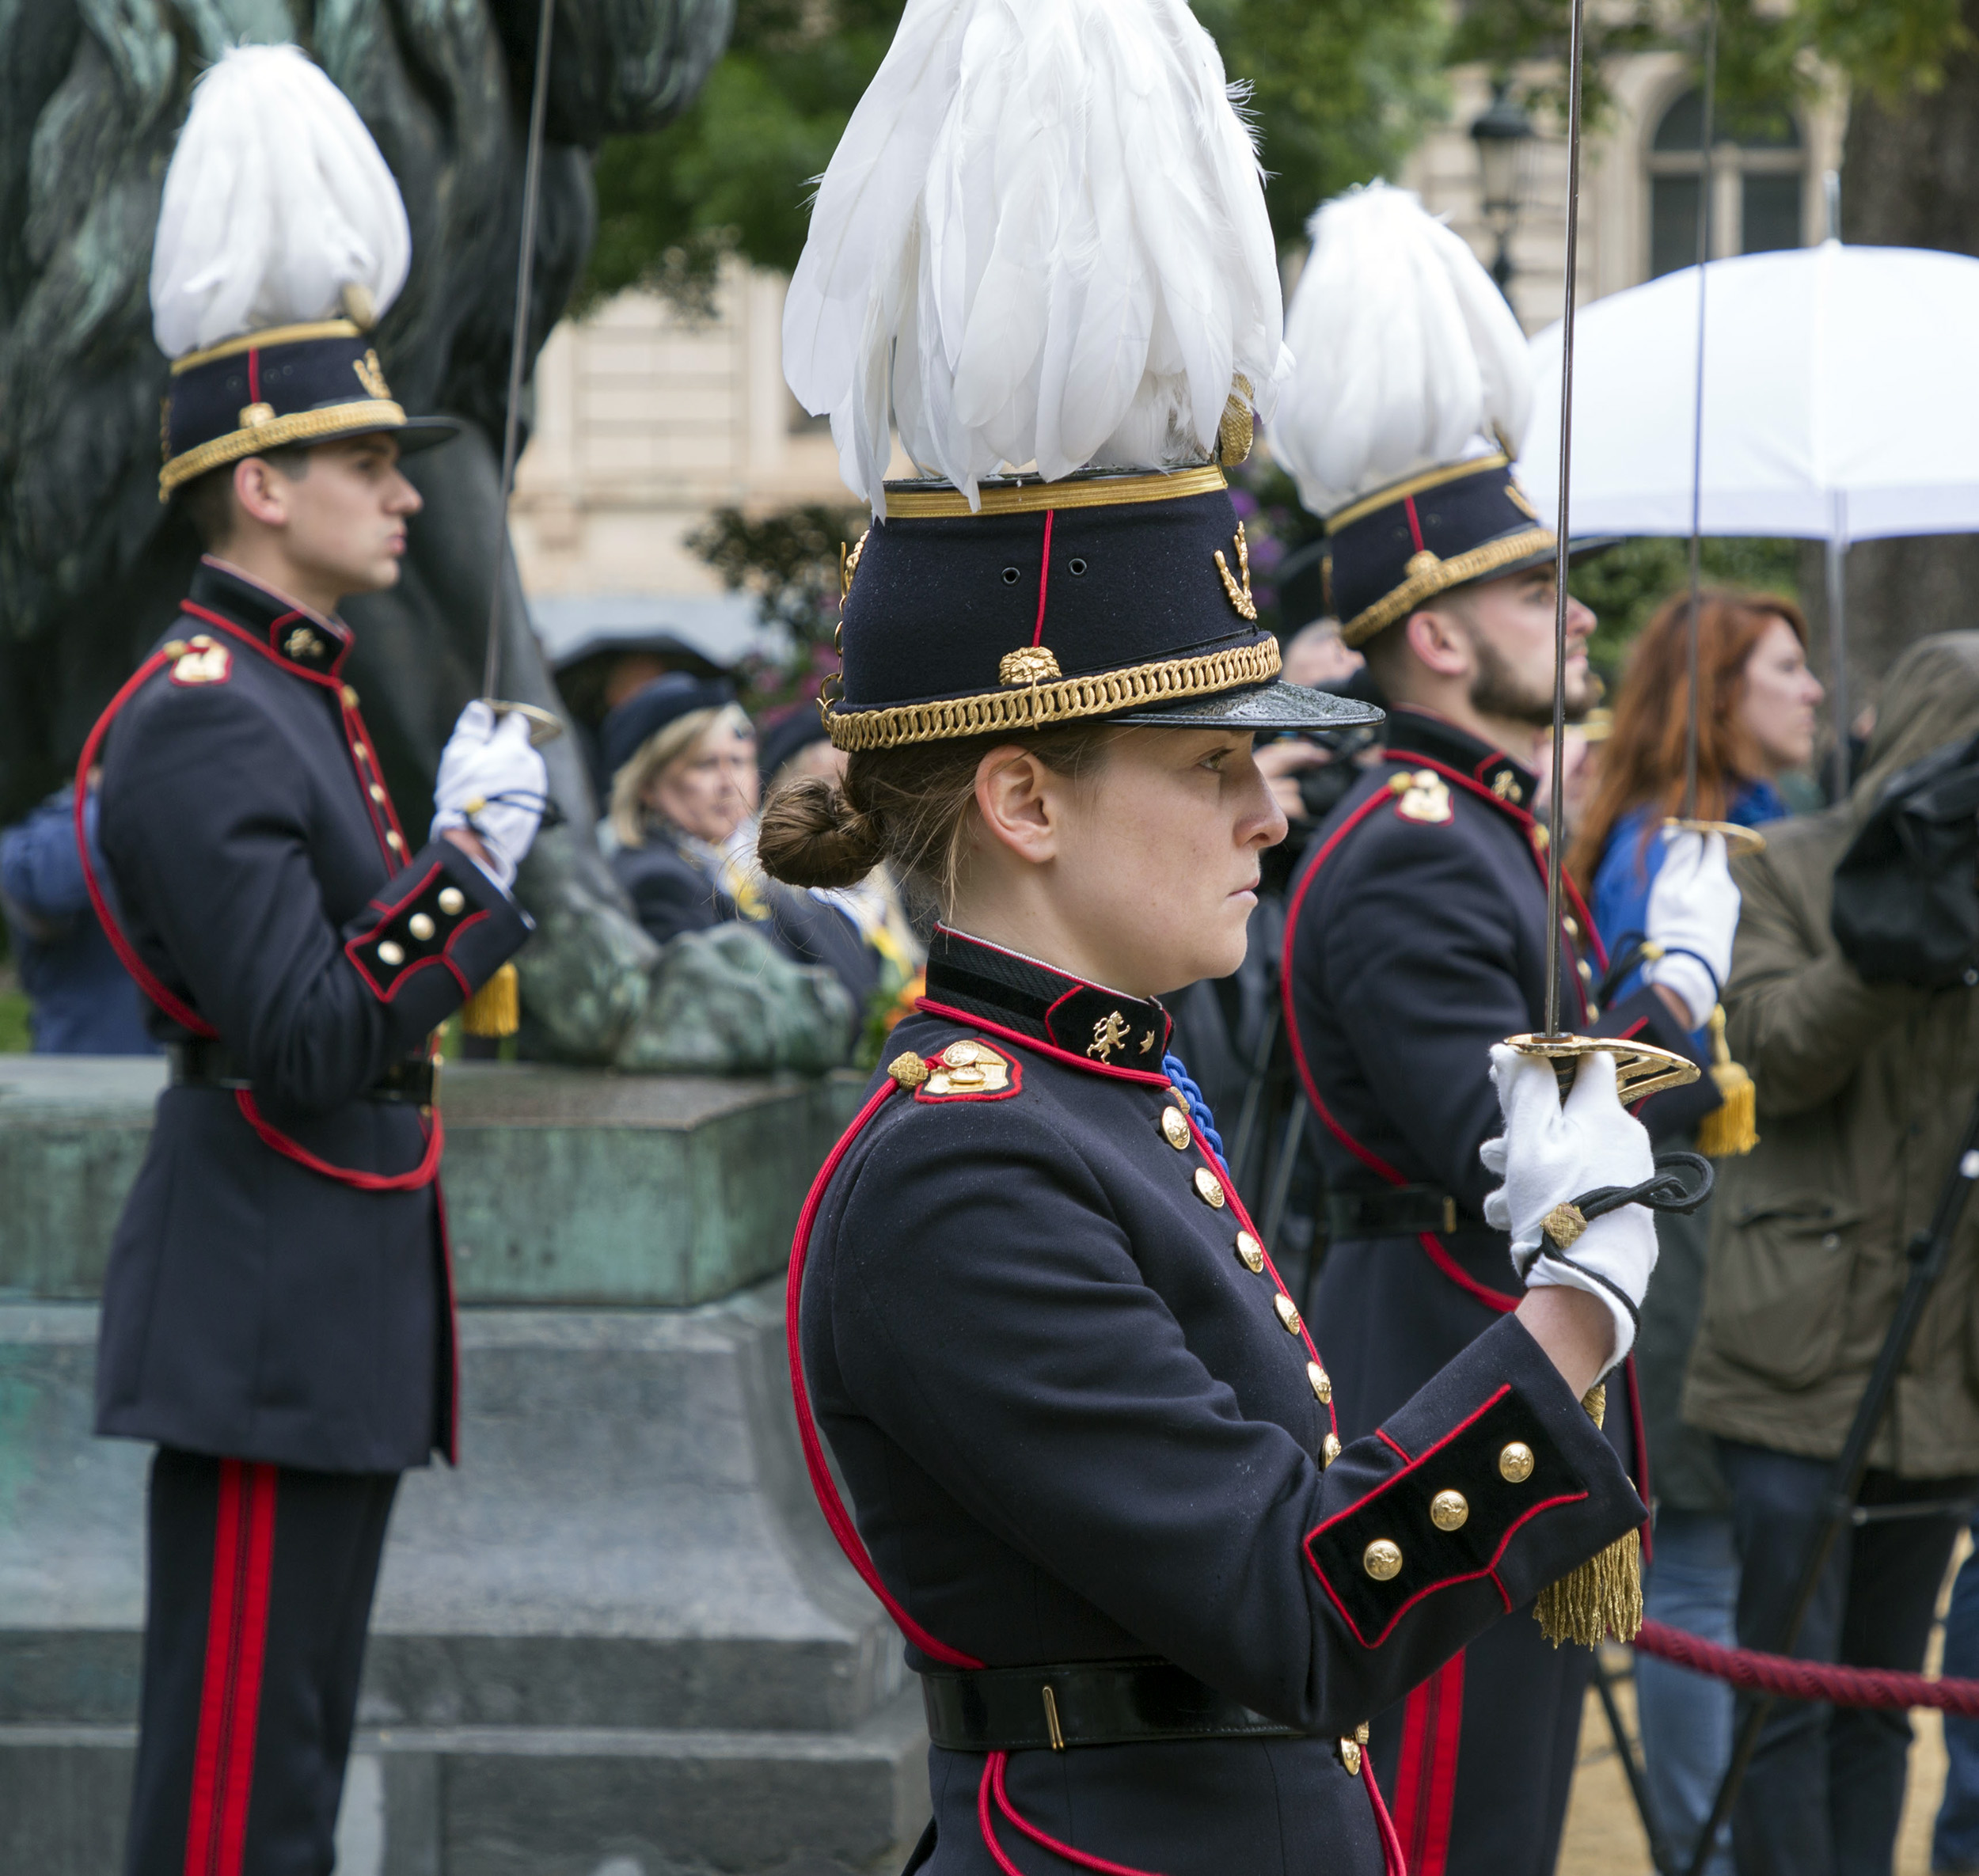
top-left (482, 0), bottom-right (560, 702)
top-left (1684, 0), bottom-right (1719, 822)
top-left (1544, 0), bottom-right (1590, 1038)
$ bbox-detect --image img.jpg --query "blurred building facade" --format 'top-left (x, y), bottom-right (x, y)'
top-left (508, 57), bottom-right (1847, 617)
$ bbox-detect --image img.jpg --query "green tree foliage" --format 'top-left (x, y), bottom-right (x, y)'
top-left (581, 0), bottom-right (906, 314)
top-left (1567, 537), bottom-right (1802, 678)
top-left (1453, 0), bottom-right (1970, 123)
top-left (582, 0), bottom-right (1452, 315)
top-left (686, 504), bottom-right (866, 712)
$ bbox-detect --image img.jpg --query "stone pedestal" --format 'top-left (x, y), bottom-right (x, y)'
top-left (0, 1058), bottom-right (923, 1876)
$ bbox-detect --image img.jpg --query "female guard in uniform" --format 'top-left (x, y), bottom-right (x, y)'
top-left (764, 3), bottom-right (1668, 1869)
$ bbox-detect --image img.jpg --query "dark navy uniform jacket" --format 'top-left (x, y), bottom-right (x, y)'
top-left (1282, 706), bottom-right (1700, 1434)
top-left (797, 928), bottom-right (1644, 1874)
top-left (92, 559), bottom-right (530, 1474)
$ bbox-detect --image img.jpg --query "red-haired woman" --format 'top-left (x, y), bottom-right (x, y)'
top-left (1569, 589), bottom-right (1823, 1876)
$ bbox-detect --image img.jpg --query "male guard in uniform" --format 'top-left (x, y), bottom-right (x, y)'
top-left (1273, 186), bottom-right (1737, 1876)
top-left (89, 47), bottom-right (549, 1875)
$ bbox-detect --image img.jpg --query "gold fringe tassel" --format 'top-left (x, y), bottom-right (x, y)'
top-left (461, 962), bottom-right (520, 1039)
top-left (1534, 1384), bottom-right (1645, 1647)
top-left (1696, 1004), bottom-right (1758, 1158)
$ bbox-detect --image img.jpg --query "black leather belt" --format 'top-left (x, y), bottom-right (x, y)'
top-left (1325, 1183), bottom-right (1484, 1240)
top-left (169, 1039), bottom-right (438, 1107)
top-left (920, 1658), bottom-right (1308, 1752)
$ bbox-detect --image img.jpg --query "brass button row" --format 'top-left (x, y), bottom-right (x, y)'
top-left (1359, 1488), bottom-right (1481, 1582)
top-left (373, 887), bottom-right (473, 973)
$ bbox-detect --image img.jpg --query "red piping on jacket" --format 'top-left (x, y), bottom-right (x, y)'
top-left (74, 618), bottom-right (445, 1194)
top-left (1302, 1382), bottom-right (1590, 1647)
top-left (183, 1460), bottom-right (277, 1876)
top-left (785, 1038), bottom-right (1402, 1876)
top-left (1278, 787), bottom-right (1410, 1185)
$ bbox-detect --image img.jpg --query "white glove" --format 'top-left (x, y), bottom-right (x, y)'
top-left (431, 701), bottom-right (547, 891)
top-left (1643, 830), bottom-right (1739, 1029)
top-left (1480, 1044), bottom-right (1658, 1377)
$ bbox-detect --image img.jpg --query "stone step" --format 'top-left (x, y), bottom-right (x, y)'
top-left (0, 1686), bottom-right (931, 1876)
top-left (0, 1293), bottom-right (907, 1736)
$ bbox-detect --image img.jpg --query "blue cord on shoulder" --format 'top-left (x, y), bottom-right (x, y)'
top-left (1162, 1053), bottom-right (1225, 1162)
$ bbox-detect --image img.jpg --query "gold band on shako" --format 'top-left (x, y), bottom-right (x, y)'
top-left (819, 463), bottom-right (1313, 752)
top-left (158, 317), bottom-right (453, 499)
top-left (1323, 454), bottom-right (1559, 648)
top-left (824, 636), bottom-right (1283, 751)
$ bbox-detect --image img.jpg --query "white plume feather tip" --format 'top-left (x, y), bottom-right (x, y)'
top-left (1268, 181), bottom-right (1533, 518)
top-left (150, 44), bottom-right (412, 359)
top-left (783, 0), bottom-right (1287, 516)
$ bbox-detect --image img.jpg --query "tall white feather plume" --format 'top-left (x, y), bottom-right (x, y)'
top-left (1269, 182), bottom-right (1533, 518)
top-left (784, 0), bottom-right (1290, 516)
top-left (150, 44), bottom-right (411, 359)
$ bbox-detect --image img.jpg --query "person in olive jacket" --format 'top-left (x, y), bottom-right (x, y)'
top-left (1684, 632), bottom-right (1979, 1876)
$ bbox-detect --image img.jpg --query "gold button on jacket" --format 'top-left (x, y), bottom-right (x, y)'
top-left (1498, 1441), bottom-right (1536, 1483)
top-left (1362, 1539), bottom-right (1403, 1582)
top-left (1430, 1489), bottom-right (1469, 1532)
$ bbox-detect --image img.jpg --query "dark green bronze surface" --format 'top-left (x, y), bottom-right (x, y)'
top-left (0, 1058), bottom-right (865, 1306)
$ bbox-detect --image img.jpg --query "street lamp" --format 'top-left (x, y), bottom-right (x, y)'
top-left (1471, 80), bottom-right (1536, 299)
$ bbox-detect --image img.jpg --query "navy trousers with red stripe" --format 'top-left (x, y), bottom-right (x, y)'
top-left (1368, 1609), bottom-right (1593, 1876)
top-left (125, 1449), bottom-right (398, 1876)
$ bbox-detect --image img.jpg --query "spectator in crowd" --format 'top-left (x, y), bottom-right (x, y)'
top-left (602, 674), bottom-right (880, 1012)
top-left (1683, 632), bottom-right (1979, 1876)
top-left (1280, 617), bottom-right (1365, 689)
top-left (757, 706), bottom-right (925, 1025)
top-left (0, 775), bottom-right (158, 1054)
top-left (1567, 590), bottom-right (1820, 1875)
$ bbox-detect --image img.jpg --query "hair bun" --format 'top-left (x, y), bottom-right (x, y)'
top-left (758, 776), bottom-right (886, 889)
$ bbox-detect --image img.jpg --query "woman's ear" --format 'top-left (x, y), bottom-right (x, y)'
top-left (974, 745), bottom-right (1060, 866)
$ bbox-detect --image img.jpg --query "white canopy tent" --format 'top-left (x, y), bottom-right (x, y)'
top-left (1516, 241), bottom-right (1979, 766)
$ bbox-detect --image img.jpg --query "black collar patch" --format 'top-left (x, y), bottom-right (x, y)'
top-left (923, 928), bottom-right (1171, 1067)
top-left (188, 556), bottom-right (352, 679)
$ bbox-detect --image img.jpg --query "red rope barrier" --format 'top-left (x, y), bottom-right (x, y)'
top-left (1634, 1619), bottom-right (1979, 1715)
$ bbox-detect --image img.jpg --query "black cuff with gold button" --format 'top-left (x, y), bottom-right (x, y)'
top-left (1303, 1388), bottom-right (1583, 1647)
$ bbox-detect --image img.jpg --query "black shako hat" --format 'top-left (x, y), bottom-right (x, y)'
top-left (1324, 453), bottom-right (1615, 649)
top-left (159, 319), bottom-right (459, 500)
top-left (826, 466), bottom-right (1382, 751)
